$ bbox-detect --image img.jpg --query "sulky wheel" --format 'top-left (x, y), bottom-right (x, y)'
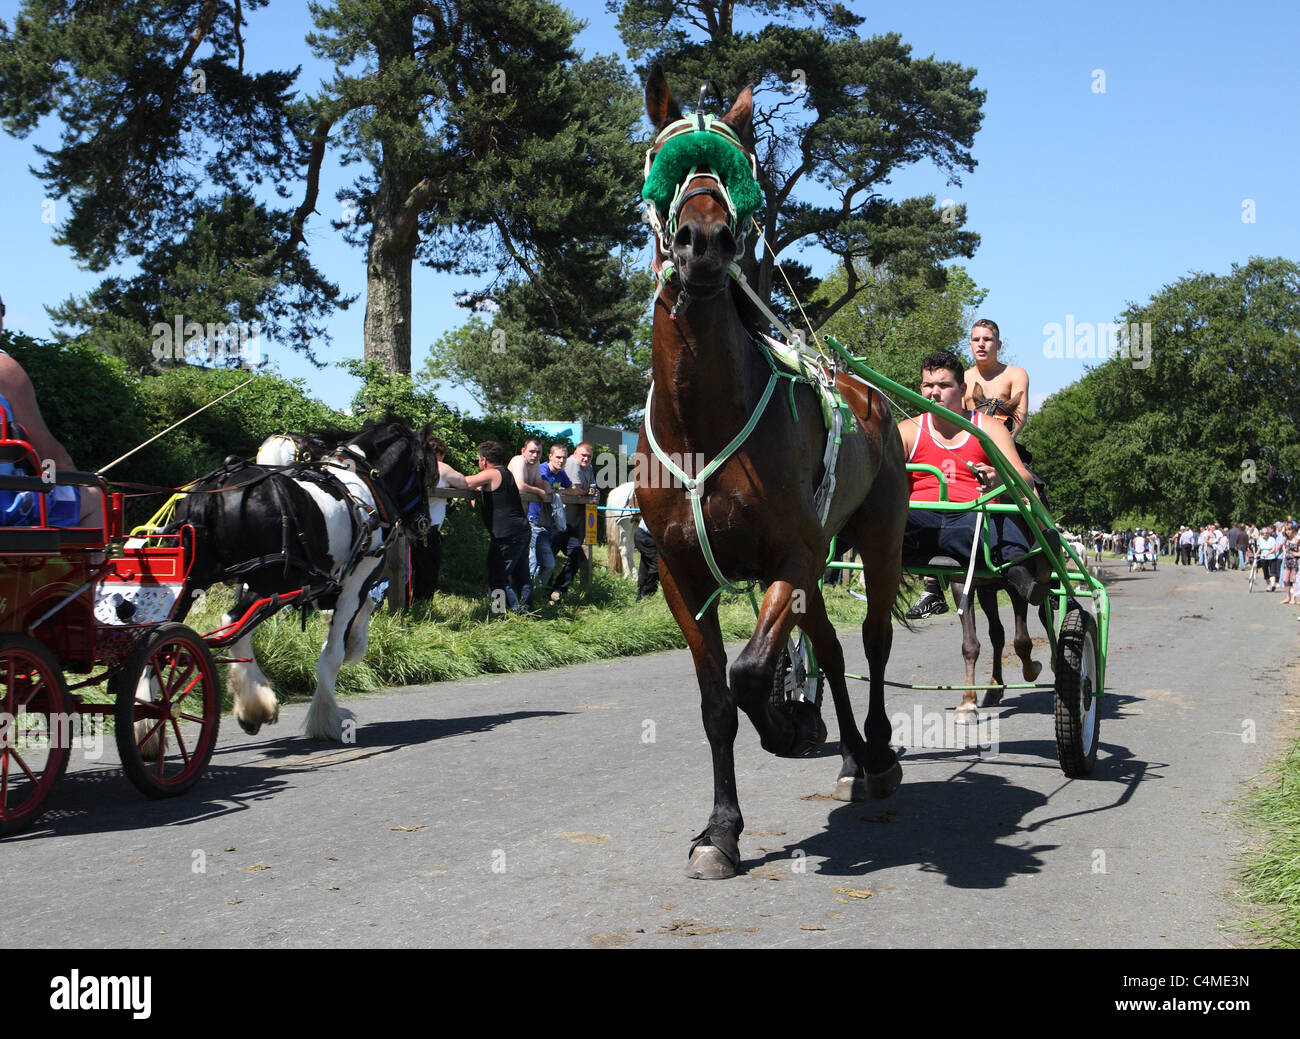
top-left (1053, 604), bottom-right (1100, 777)
top-left (770, 631), bottom-right (827, 756)
top-left (0, 633), bottom-right (71, 836)
top-left (111, 623), bottom-right (220, 799)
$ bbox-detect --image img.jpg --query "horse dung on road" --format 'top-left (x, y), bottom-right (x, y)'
top-left (636, 68), bottom-right (911, 879)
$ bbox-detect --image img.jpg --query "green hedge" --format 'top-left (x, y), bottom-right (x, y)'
top-left (1, 332), bottom-right (555, 588)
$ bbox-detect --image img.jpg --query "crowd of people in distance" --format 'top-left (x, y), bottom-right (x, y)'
top-left (418, 433), bottom-right (603, 616)
top-left (1088, 521), bottom-right (1300, 605)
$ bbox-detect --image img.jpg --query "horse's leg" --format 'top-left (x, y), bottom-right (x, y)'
top-left (838, 507), bottom-right (904, 801)
top-left (344, 579), bottom-right (381, 663)
top-left (304, 561), bottom-right (380, 741)
top-left (657, 562), bottom-right (742, 879)
top-left (950, 579), bottom-right (980, 723)
top-left (224, 585), bottom-right (281, 735)
top-left (975, 584), bottom-right (1006, 708)
top-left (1007, 583), bottom-right (1043, 685)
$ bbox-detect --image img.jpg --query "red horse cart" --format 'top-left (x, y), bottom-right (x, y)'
top-left (0, 415), bottom-right (296, 835)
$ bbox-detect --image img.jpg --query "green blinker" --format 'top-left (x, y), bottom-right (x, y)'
top-left (642, 130), bottom-right (763, 227)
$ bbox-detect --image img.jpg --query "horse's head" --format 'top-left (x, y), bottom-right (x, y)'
top-left (344, 420), bottom-right (432, 534)
top-left (969, 381), bottom-right (1022, 432)
top-left (643, 66), bottom-right (759, 300)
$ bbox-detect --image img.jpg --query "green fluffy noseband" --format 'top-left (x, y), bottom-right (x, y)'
top-left (642, 130), bottom-right (763, 228)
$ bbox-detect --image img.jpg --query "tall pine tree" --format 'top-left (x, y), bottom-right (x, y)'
top-left (616, 0), bottom-right (984, 330)
top-left (0, 1), bottom-right (345, 365)
top-left (304, 0), bottom-right (645, 373)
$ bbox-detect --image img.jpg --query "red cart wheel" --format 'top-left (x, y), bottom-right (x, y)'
top-left (0, 633), bottom-right (71, 836)
top-left (111, 623), bottom-right (220, 798)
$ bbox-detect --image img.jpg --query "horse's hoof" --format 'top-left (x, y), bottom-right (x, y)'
top-left (1022, 660), bottom-right (1042, 683)
top-left (981, 687), bottom-right (1004, 708)
top-left (955, 705), bottom-right (980, 726)
top-left (236, 714), bottom-right (262, 736)
top-left (866, 759), bottom-right (903, 799)
top-left (685, 842), bottom-right (738, 880)
top-left (834, 775), bottom-right (866, 801)
top-left (774, 700), bottom-right (827, 757)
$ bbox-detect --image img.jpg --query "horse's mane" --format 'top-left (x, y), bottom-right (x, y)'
top-left (302, 414), bottom-right (411, 449)
top-left (301, 422), bottom-right (360, 446)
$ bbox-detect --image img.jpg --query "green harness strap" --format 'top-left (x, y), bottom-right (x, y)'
top-left (643, 370), bottom-right (779, 620)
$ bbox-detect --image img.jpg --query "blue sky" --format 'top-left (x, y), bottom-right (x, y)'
top-left (2, 0), bottom-right (1296, 419)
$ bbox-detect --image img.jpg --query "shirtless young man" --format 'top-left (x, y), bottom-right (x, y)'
top-left (962, 319), bottom-right (1029, 438)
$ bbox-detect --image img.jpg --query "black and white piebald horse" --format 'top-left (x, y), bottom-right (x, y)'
top-left (172, 420), bottom-right (432, 741)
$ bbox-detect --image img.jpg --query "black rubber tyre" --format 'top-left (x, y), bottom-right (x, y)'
top-left (1054, 605), bottom-right (1100, 777)
top-left (0, 634), bottom-right (71, 836)
top-left (111, 623), bottom-right (220, 798)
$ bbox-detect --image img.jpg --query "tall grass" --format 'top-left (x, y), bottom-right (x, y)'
top-left (1240, 740), bottom-right (1300, 947)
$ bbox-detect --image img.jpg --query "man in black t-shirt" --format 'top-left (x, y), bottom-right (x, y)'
top-left (463, 440), bottom-right (533, 614)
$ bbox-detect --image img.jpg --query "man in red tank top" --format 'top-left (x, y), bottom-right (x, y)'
top-left (899, 351), bottom-right (1040, 617)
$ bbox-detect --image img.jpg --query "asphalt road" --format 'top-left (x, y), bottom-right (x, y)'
top-left (6, 556), bottom-right (1296, 949)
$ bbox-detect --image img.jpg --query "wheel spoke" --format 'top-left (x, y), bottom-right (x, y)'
top-left (8, 745), bottom-right (38, 786)
top-left (156, 652), bottom-right (197, 709)
top-left (135, 716), bottom-right (165, 754)
top-left (170, 717), bottom-right (190, 767)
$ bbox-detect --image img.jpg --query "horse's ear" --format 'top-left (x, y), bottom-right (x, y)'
top-left (721, 84), bottom-right (754, 143)
top-left (1005, 390), bottom-right (1022, 408)
top-left (646, 65), bottom-right (682, 130)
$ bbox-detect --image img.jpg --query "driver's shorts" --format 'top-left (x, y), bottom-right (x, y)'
top-left (903, 507), bottom-right (1032, 568)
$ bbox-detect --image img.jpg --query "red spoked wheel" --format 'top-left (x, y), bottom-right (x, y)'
top-left (111, 623), bottom-right (220, 798)
top-left (0, 633), bottom-right (71, 836)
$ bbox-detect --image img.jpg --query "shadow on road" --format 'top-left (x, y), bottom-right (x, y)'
top-left (744, 702), bottom-right (1162, 889)
top-left (5, 709), bottom-right (569, 842)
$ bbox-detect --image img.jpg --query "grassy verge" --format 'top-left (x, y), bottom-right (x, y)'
top-left (183, 567), bottom-right (877, 703)
top-left (1239, 739), bottom-right (1300, 947)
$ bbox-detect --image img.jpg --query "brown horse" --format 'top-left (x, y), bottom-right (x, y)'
top-left (635, 68), bottom-right (910, 879)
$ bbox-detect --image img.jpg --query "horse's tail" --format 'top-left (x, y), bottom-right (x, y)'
top-left (892, 571), bottom-right (920, 633)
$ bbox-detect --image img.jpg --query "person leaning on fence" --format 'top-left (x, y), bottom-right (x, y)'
top-left (899, 349), bottom-right (1043, 618)
top-left (462, 440), bottom-right (533, 614)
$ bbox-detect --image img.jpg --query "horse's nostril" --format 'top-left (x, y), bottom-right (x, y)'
top-left (674, 226), bottom-right (692, 251)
